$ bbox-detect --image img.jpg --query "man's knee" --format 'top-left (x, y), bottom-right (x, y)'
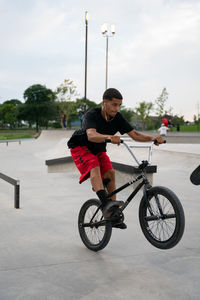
top-left (90, 166), bottom-right (104, 192)
top-left (104, 168), bottom-right (115, 180)
top-left (90, 166), bottom-right (101, 180)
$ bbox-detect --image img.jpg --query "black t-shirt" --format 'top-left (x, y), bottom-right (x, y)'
top-left (67, 107), bottom-right (134, 154)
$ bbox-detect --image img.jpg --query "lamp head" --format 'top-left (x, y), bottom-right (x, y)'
top-left (111, 24), bottom-right (115, 34)
top-left (85, 11), bottom-right (88, 24)
top-left (101, 23), bottom-right (108, 34)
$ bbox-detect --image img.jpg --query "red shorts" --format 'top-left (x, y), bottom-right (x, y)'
top-left (70, 146), bottom-right (113, 184)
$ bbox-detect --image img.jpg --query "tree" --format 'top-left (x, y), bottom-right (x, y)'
top-left (74, 98), bottom-right (100, 126)
top-left (55, 79), bottom-right (77, 102)
top-left (0, 99), bottom-right (22, 127)
top-left (193, 114), bottom-right (200, 131)
top-left (3, 99), bottom-right (22, 106)
top-left (135, 101), bottom-right (154, 130)
top-left (75, 97), bottom-right (100, 111)
top-left (155, 88), bottom-right (169, 117)
top-left (0, 103), bottom-right (16, 127)
top-left (55, 79), bottom-right (78, 126)
top-left (193, 114), bottom-right (200, 125)
top-left (120, 106), bottom-right (135, 123)
top-left (172, 115), bottom-right (185, 127)
top-left (193, 102), bottom-right (200, 127)
top-left (21, 84), bottom-right (56, 131)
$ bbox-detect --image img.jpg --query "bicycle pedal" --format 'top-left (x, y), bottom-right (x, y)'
top-left (112, 222), bottom-right (127, 229)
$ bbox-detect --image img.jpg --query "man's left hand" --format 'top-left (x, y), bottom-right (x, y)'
top-left (153, 136), bottom-right (164, 145)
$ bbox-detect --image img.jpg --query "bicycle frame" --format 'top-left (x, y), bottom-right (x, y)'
top-left (107, 174), bottom-right (150, 212)
top-left (106, 140), bottom-right (155, 211)
top-left (89, 141), bottom-right (155, 225)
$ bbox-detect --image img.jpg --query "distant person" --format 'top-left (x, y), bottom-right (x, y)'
top-left (158, 123), bottom-right (169, 136)
top-left (168, 119), bottom-right (173, 130)
top-left (60, 111), bottom-right (67, 129)
top-left (162, 118), bottom-right (168, 127)
top-left (176, 124), bottom-right (180, 132)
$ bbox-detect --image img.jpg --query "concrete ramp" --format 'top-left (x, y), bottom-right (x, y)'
top-left (29, 130), bottom-right (74, 160)
top-left (36, 129), bottom-right (74, 143)
top-left (35, 138), bottom-right (70, 160)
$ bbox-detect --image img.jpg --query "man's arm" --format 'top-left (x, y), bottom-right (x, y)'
top-left (128, 129), bottom-right (164, 145)
top-left (86, 128), bottom-right (121, 144)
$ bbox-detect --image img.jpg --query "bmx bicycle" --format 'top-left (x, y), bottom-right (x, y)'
top-left (78, 139), bottom-right (185, 252)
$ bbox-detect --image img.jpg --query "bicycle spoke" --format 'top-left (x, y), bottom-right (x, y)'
top-left (83, 204), bottom-right (106, 245)
top-left (146, 194), bottom-right (177, 242)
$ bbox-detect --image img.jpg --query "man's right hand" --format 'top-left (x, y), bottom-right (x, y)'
top-left (110, 136), bottom-right (121, 145)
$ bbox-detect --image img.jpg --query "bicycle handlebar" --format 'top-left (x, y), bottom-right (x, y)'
top-left (104, 138), bottom-right (166, 166)
top-left (105, 138), bottom-right (166, 144)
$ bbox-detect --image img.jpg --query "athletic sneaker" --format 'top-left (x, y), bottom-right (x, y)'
top-left (102, 200), bottom-right (124, 219)
top-left (112, 222), bottom-right (127, 229)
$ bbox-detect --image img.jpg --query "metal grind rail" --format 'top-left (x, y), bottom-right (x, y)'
top-left (0, 172), bottom-right (20, 208)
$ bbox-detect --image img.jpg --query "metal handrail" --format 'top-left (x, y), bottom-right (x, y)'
top-left (0, 172), bottom-right (20, 208)
top-left (0, 139), bottom-right (21, 146)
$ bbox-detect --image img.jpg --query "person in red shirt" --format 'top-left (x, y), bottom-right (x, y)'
top-left (162, 118), bottom-right (168, 127)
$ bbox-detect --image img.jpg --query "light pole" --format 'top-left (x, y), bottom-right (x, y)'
top-left (101, 23), bottom-right (115, 90)
top-left (84, 11), bottom-right (88, 116)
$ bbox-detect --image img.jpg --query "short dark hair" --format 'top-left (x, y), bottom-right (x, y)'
top-left (103, 88), bottom-right (123, 101)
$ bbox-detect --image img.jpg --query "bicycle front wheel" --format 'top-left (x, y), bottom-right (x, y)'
top-left (139, 186), bottom-right (185, 249)
top-left (78, 199), bottom-right (112, 251)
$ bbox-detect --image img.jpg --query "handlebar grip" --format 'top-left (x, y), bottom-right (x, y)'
top-left (153, 139), bottom-right (166, 144)
top-left (104, 138), bottom-right (123, 143)
top-left (104, 138), bottom-right (111, 143)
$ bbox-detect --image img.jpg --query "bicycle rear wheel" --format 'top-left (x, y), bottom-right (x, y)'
top-left (139, 186), bottom-right (185, 249)
top-left (78, 198), bottom-right (112, 251)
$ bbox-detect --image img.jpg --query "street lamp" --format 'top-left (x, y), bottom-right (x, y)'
top-left (101, 23), bottom-right (115, 90)
top-left (84, 11), bottom-right (88, 116)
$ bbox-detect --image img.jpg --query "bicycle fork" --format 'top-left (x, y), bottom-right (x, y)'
top-left (144, 186), bottom-right (164, 218)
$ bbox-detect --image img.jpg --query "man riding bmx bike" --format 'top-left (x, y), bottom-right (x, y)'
top-left (67, 88), bottom-right (164, 229)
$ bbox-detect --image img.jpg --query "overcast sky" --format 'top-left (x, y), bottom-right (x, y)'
top-left (0, 0), bottom-right (199, 121)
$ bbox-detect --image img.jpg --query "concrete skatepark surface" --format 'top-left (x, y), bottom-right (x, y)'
top-left (0, 129), bottom-right (200, 300)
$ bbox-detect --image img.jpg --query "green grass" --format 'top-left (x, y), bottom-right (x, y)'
top-left (0, 129), bottom-right (39, 140)
top-left (180, 124), bottom-right (200, 132)
top-left (171, 124), bottom-right (200, 132)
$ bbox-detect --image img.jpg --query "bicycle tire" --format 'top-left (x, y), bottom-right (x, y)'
top-left (78, 198), bottom-right (112, 251)
top-left (139, 186), bottom-right (185, 249)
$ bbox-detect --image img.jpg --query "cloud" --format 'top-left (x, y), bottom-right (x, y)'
top-left (1, 4), bottom-right (67, 54)
top-left (0, 0), bottom-right (199, 120)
